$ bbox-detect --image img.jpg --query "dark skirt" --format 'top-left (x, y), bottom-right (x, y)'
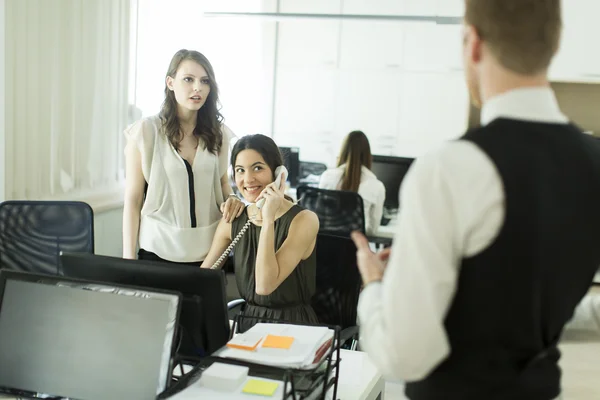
top-left (138, 248), bottom-right (201, 267)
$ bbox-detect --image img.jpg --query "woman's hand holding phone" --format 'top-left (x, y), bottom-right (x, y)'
top-left (255, 170), bottom-right (286, 223)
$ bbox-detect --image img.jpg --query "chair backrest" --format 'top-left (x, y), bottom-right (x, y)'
top-left (0, 201), bottom-right (94, 274)
top-left (296, 185), bottom-right (365, 237)
top-left (311, 234), bottom-right (361, 330)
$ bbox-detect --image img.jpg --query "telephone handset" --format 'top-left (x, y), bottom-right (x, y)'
top-left (256, 165), bottom-right (288, 209)
top-left (210, 165), bottom-right (289, 269)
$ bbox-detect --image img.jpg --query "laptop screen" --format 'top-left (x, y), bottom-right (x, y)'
top-left (0, 271), bottom-right (180, 400)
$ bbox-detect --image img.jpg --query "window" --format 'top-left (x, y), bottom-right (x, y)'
top-left (4, 0), bottom-right (131, 207)
top-left (134, 0), bottom-right (276, 137)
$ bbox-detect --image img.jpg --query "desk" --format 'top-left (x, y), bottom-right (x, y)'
top-left (2, 342), bottom-right (598, 400)
top-left (374, 217), bottom-right (396, 240)
top-left (369, 220), bottom-right (396, 249)
top-left (336, 349), bottom-right (386, 400)
top-left (165, 349), bottom-right (385, 400)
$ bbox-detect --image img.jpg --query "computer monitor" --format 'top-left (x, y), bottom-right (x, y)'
top-left (0, 269), bottom-right (180, 400)
top-left (371, 155), bottom-right (414, 210)
top-left (279, 146), bottom-right (300, 187)
top-left (59, 253), bottom-right (230, 359)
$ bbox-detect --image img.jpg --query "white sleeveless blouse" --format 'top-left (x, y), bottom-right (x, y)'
top-left (124, 115), bottom-right (234, 262)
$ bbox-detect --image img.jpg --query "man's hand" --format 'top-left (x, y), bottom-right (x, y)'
top-left (351, 231), bottom-right (386, 285)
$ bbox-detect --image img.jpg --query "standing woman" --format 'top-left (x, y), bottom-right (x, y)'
top-left (123, 49), bottom-right (244, 265)
top-left (319, 130), bottom-right (385, 235)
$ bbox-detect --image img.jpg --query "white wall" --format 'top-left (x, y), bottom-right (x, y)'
top-left (271, 2), bottom-right (469, 165)
top-left (94, 207), bottom-right (124, 257)
top-left (268, 0), bottom-right (600, 166)
top-left (549, 0), bottom-right (600, 82)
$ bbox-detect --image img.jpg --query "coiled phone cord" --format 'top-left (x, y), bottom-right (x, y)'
top-left (210, 218), bottom-right (254, 270)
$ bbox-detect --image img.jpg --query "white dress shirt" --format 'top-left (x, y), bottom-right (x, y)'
top-left (357, 87), bottom-right (572, 381)
top-left (319, 165), bottom-right (386, 235)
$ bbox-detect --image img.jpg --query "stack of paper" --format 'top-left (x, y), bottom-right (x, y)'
top-left (216, 323), bottom-right (334, 369)
top-left (198, 363), bottom-right (248, 391)
top-left (168, 376), bottom-right (285, 399)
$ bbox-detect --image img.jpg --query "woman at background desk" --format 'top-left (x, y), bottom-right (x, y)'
top-left (319, 130), bottom-right (385, 235)
top-left (123, 49), bottom-right (244, 265)
top-left (201, 134), bottom-right (320, 326)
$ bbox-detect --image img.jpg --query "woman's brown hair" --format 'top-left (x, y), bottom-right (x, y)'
top-left (160, 49), bottom-right (224, 154)
top-left (337, 130), bottom-right (373, 192)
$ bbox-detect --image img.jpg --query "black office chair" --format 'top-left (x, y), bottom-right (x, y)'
top-left (0, 201), bottom-right (94, 274)
top-left (312, 233), bottom-right (361, 349)
top-left (296, 185), bottom-right (365, 238)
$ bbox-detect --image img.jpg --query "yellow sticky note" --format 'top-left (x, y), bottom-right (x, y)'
top-left (261, 334), bottom-right (294, 349)
top-left (242, 379), bottom-right (279, 396)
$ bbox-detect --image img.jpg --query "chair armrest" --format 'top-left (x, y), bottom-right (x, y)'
top-left (340, 325), bottom-right (359, 344)
top-left (366, 235), bottom-right (392, 247)
top-left (227, 298), bottom-right (246, 310)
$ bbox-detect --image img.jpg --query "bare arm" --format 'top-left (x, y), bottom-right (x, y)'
top-left (255, 210), bottom-right (319, 295)
top-left (221, 174), bottom-right (233, 197)
top-left (200, 218), bottom-right (233, 269)
top-left (122, 140), bottom-right (146, 259)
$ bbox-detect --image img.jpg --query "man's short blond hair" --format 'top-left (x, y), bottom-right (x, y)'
top-left (465, 0), bottom-right (562, 75)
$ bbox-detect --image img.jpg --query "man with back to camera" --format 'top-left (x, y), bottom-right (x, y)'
top-left (351, 1), bottom-right (600, 399)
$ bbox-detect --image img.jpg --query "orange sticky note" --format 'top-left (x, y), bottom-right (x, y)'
top-left (226, 334), bottom-right (263, 351)
top-left (261, 334), bottom-right (294, 349)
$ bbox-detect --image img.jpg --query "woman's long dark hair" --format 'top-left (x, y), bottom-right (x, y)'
top-left (160, 49), bottom-right (224, 154)
top-left (337, 130), bottom-right (373, 192)
top-left (231, 134), bottom-right (293, 201)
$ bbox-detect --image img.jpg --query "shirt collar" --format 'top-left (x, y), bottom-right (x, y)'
top-left (480, 87), bottom-right (569, 126)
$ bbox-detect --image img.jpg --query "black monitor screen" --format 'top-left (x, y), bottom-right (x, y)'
top-left (59, 253), bottom-right (230, 359)
top-left (0, 270), bottom-right (179, 400)
top-left (279, 146), bottom-right (300, 188)
top-left (371, 155), bottom-right (414, 210)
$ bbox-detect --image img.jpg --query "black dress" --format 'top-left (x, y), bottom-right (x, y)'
top-left (231, 204), bottom-right (318, 326)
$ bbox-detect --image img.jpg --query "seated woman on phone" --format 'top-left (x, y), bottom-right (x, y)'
top-left (201, 134), bottom-right (320, 326)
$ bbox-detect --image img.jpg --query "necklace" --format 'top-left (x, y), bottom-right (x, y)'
top-left (249, 209), bottom-right (261, 222)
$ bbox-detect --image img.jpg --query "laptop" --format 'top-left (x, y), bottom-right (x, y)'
top-left (0, 269), bottom-right (181, 400)
top-left (59, 252), bottom-right (231, 358)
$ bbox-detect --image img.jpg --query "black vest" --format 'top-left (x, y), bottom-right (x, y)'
top-left (405, 119), bottom-right (600, 400)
